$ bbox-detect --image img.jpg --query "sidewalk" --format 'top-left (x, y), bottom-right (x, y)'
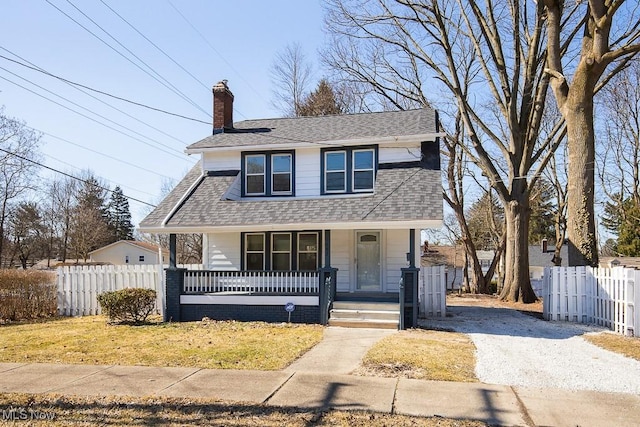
top-left (2, 360), bottom-right (640, 426)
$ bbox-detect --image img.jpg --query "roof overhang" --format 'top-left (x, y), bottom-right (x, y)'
top-left (185, 133), bottom-right (446, 155)
top-left (139, 219), bottom-right (443, 235)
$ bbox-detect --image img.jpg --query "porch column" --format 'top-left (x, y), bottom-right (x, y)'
top-left (324, 229), bottom-right (331, 268)
top-left (401, 229), bottom-right (419, 329)
top-left (169, 233), bottom-right (177, 269)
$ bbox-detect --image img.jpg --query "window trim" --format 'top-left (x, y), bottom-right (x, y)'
top-left (270, 153), bottom-right (293, 195)
top-left (323, 150), bottom-right (347, 194)
top-left (352, 148), bottom-right (375, 192)
top-left (244, 232), bottom-right (266, 271)
top-left (241, 151), bottom-right (295, 197)
top-left (244, 154), bottom-right (266, 196)
top-left (241, 231), bottom-right (322, 271)
top-left (321, 145), bottom-right (378, 195)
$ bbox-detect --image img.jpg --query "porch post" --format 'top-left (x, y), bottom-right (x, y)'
top-left (164, 267), bottom-right (185, 322)
top-left (324, 230), bottom-right (331, 268)
top-left (401, 229), bottom-right (419, 329)
top-left (319, 230), bottom-right (337, 325)
top-left (169, 233), bottom-right (177, 269)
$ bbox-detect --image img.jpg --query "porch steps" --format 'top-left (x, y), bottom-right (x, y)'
top-left (328, 301), bottom-right (399, 329)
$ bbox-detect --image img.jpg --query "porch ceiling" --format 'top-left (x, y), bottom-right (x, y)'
top-left (139, 163), bottom-right (442, 233)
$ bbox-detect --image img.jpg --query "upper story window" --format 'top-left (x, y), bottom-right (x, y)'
top-left (322, 146), bottom-right (377, 194)
top-left (242, 151), bottom-right (294, 197)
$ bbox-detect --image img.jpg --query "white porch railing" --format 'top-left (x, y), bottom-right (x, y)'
top-left (183, 270), bottom-right (319, 294)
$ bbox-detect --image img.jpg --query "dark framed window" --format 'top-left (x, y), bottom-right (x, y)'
top-left (241, 231), bottom-right (320, 271)
top-left (321, 146), bottom-right (377, 194)
top-left (324, 151), bottom-right (347, 193)
top-left (242, 151), bottom-right (294, 197)
top-left (139, 255), bottom-right (145, 262)
top-left (245, 233), bottom-right (265, 270)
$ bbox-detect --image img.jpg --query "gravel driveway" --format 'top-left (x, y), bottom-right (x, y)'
top-left (421, 304), bottom-right (640, 394)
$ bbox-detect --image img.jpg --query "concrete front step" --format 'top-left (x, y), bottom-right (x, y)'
top-left (329, 301), bottom-right (400, 329)
top-left (328, 318), bottom-right (399, 329)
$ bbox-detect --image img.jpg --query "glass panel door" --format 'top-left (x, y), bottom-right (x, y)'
top-left (356, 231), bottom-right (381, 291)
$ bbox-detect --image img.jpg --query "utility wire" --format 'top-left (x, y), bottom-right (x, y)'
top-left (0, 52), bottom-right (189, 146)
top-left (99, 0), bottom-right (210, 92)
top-left (45, 0), bottom-right (209, 118)
top-left (0, 49), bottom-right (211, 125)
top-left (0, 145), bottom-right (156, 208)
top-left (0, 70), bottom-right (194, 162)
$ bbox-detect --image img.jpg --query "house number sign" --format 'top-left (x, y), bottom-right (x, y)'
top-left (285, 302), bottom-right (295, 323)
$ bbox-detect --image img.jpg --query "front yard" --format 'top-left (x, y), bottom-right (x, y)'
top-left (0, 316), bottom-right (323, 370)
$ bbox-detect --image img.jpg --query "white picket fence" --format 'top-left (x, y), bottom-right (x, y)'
top-left (419, 265), bottom-right (447, 317)
top-left (543, 266), bottom-right (640, 336)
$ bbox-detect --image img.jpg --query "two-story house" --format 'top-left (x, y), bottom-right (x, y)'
top-left (139, 81), bottom-right (443, 326)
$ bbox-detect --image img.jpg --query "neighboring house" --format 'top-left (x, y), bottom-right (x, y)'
top-left (139, 80), bottom-right (443, 324)
top-left (529, 239), bottom-right (568, 280)
top-left (421, 244), bottom-right (465, 290)
top-left (89, 240), bottom-right (167, 265)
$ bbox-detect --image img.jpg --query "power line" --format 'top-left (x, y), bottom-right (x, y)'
top-left (0, 69), bottom-right (194, 162)
top-left (99, 0), bottom-right (210, 92)
top-left (0, 49), bottom-right (211, 125)
top-left (45, 0), bottom-right (209, 118)
top-left (0, 145), bottom-right (156, 208)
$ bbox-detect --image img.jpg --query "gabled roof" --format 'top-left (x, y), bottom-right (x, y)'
top-left (89, 240), bottom-right (167, 255)
top-left (139, 163), bottom-right (442, 232)
top-left (187, 108), bottom-right (438, 151)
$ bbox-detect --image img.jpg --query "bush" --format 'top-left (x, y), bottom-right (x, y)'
top-left (0, 270), bottom-right (57, 322)
top-left (97, 288), bottom-right (157, 324)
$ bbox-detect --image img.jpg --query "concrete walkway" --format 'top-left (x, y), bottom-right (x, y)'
top-left (285, 326), bottom-right (396, 374)
top-left (2, 362), bottom-right (640, 426)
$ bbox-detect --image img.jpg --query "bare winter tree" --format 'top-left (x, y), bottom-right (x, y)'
top-left (598, 60), bottom-right (640, 238)
top-left (270, 43), bottom-right (314, 117)
top-left (0, 109), bottom-right (41, 267)
top-left (324, 0), bottom-right (568, 302)
top-left (543, 0), bottom-right (640, 266)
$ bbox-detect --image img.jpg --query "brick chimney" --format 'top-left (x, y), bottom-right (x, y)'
top-left (213, 80), bottom-right (234, 133)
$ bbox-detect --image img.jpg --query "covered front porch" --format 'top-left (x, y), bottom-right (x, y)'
top-left (163, 229), bottom-right (421, 328)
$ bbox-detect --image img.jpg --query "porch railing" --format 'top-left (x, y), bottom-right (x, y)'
top-left (183, 270), bottom-right (319, 294)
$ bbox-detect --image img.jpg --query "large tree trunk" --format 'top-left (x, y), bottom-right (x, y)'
top-left (500, 195), bottom-right (537, 302)
top-left (565, 94), bottom-right (598, 266)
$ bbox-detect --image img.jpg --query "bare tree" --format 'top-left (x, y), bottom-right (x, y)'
top-left (543, 0), bottom-right (640, 266)
top-left (270, 43), bottom-right (314, 117)
top-left (0, 108), bottom-right (41, 267)
top-left (324, 0), bottom-right (567, 302)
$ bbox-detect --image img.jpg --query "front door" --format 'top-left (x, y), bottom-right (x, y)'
top-left (356, 231), bottom-right (381, 291)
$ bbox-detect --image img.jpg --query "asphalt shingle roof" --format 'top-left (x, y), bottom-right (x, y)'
top-left (140, 165), bottom-right (442, 230)
top-left (187, 108), bottom-right (437, 150)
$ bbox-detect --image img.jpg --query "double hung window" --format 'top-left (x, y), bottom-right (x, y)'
top-left (242, 232), bottom-right (319, 271)
top-left (243, 151), bottom-right (294, 196)
top-left (322, 146), bottom-right (376, 194)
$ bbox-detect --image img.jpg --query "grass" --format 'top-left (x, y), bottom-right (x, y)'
top-left (0, 393), bottom-right (488, 426)
top-left (0, 316), bottom-right (323, 370)
top-left (355, 329), bottom-right (477, 382)
top-left (583, 332), bottom-right (640, 361)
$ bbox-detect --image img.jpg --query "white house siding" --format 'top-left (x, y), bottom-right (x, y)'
top-left (202, 151), bottom-right (239, 171)
top-left (330, 229), bottom-right (352, 292)
top-left (295, 147), bottom-right (321, 197)
top-left (379, 145), bottom-right (421, 164)
top-left (89, 244), bottom-right (162, 265)
top-left (205, 232), bottom-right (241, 270)
top-left (385, 229), bottom-right (410, 291)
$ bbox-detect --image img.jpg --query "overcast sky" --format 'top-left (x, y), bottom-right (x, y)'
top-left (0, 0), bottom-right (325, 225)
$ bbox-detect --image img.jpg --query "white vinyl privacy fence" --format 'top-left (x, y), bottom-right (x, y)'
top-left (419, 265), bottom-right (447, 317)
top-left (543, 266), bottom-right (640, 336)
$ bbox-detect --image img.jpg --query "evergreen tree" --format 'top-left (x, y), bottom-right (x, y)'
top-left (297, 79), bottom-right (343, 116)
top-left (69, 176), bottom-right (111, 260)
top-left (108, 186), bottom-right (134, 241)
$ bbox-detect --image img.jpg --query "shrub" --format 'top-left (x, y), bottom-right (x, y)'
top-left (97, 288), bottom-right (157, 324)
top-left (0, 270), bottom-right (57, 322)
